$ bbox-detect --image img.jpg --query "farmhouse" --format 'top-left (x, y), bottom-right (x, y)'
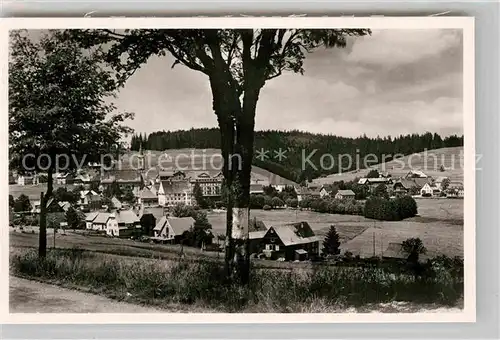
top-left (152, 216), bottom-right (195, 243)
top-left (86, 210), bottom-right (141, 237)
top-left (268, 174), bottom-right (298, 192)
top-left (260, 222), bottom-right (321, 261)
top-left (85, 211), bottom-right (99, 230)
top-left (106, 210), bottom-right (141, 237)
top-left (319, 184), bottom-right (336, 198)
top-left (79, 190), bottom-right (100, 206)
top-left (295, 187), bottom-right (321, 202)
top-left (335, 190), bottom-right (356, 200)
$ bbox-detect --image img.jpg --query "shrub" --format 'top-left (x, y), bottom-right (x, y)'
top-left (262, 205), bottom-right (271, 211)
top-left (364, 196), bottom-right (417, 221)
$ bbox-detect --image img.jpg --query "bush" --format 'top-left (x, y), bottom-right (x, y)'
top-left (364, 196), bottom-right (417, 221)
top-left (262, 205), bottom-right (271, 211)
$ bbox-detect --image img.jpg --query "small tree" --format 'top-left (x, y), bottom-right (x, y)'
top-left (373, 183), bottom-right (389, 199)
top-left (192, 183), bottom-right (208, 209)
top-left (270, 196), bottom-right (284, 208)
top-left (122, 187), bottom-right (136, 205)
top-left (366, 169), bottom-right (380, 178)
top-left (441, 178), bottom-right (451, 191)
top-left (65, 207), bottom-right (81, 230)
top-left (402, 237), bottom-right (427, 263)
top-left (14, 194), bottom-right (31, 212)
top-left (9, 195), bottom-right (15, 209)
top-left (322, 225), bottom-right (341, 256)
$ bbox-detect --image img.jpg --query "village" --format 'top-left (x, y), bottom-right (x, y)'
top-left (8, 148), bottom-right (464, 263)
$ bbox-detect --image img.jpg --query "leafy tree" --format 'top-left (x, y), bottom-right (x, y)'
top-left (441, 178), bottom-right (451, 191)
top-left (373, 183), bottom-right (389, 199)
top-left (53, 187), bottom-right (79, 205)
top-left (249, 194), bottom-right (266, 209)
top-left (171, 203), bottom-right (213, 248)
top-left (366, 169), bottom-right (380, 178)
top-left (322, 225), bottom-right (341, 256)
top-left (122, 187), bottom-right (136, 204)
top-left (66, 28), bottom-right (371, 284)
top-left (9, 30), bottom-right (133, 258)
top-left (286, 198), bottom-right (298, 208)
top-left (402, 237), bottom-right (427, 263)
top-left (9, 195), bottom-right (15, 209)
top-left (270, 196), bottom-right (284, 208)
top-left (65, 207), bottom-right (82, 230)
top-left (262, 185), bottom-right (278, 197)
top-left (14, 194), bottom-right (31, 212)
top-left (192, 183), bottom-right (208, 209)
top-left (101, 197), bottom-right (114, 212)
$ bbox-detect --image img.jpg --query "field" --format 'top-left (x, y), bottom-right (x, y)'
top-left (312, 146), bottom-right (464, 186)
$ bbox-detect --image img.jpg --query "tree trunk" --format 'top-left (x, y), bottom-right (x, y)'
top-left (38, 168), bottom-right (53, 258)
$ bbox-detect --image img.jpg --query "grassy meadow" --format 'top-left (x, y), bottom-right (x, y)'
top-left (10, 248), bottom-right (464, 312)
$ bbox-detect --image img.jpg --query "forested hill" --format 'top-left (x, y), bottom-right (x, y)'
top-left (130, 128), bottom-right (463, 182)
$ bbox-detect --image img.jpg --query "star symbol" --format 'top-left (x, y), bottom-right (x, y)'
top-left (255, 148), bottom-right (269, 161)
top-left (274, 148), bottom-right (287, 162)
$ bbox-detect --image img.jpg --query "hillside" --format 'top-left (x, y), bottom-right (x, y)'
top-left (312, 146), bottom-right (464, 185)
top-left (119, 148), bottom-right (297, 186)
top-left (130, 129), bottom-right (464, 182)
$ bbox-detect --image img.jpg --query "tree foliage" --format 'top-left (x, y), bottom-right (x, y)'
top-left (402, 237), bottom-right (427, 263)
top-left (9, 30), bottom-right (133, 257)
top-left (65, 207), bottom-right (82, 230)
top-left (14, 194), bottom-right (31, 212)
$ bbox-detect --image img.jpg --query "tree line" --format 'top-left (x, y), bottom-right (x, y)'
top-left (130, 129), bottom-right (464, 182)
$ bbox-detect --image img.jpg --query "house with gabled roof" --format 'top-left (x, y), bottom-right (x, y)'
top-left (335, 189), bottom-right (356, 200)
top-left (152, 216), bottom-right (195, 243)
top-left (259, 222), bottom-right (320, 261)
top-left (137, 187), bottom-right (158, 206)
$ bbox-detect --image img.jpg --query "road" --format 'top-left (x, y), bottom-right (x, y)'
top-left (10, 276), bottom-right (164, 313)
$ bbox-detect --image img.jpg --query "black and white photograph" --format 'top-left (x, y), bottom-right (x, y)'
top-left (2, 17), bottom-right (475, 322)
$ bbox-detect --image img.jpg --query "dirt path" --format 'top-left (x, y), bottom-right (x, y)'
top-left (9, 276), bottom-right (164, 313)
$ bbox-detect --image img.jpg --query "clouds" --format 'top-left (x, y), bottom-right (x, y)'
top-left (113, 28), bottom-right (463, 138)
top-left (345, 29), bottom-right (462, 68)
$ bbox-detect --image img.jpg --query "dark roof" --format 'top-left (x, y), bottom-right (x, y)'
top-left (267, 221), bottom-right (319, 246)
top-left (168, 217), bottom-right (195, 235)
top-left (394, 179), bottom-right (418, 190)
top-left (160, 180), bottom-right (191, 194)
top-left (413, 177), bottom-right (432, 188)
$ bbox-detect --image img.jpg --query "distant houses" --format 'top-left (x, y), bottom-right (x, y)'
top-left (334, 189), bottom-right (356, 200)
top-left (85, 209), bottom-right (141, 238)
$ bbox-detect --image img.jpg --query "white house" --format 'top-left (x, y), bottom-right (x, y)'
top-left (420, 183), bottom-right (440, 196)
top-left (153, 216), bottom-right (195, 242)
top-left (335, 190), bottom-right (356, 200)
top-left (79, 190), bottom-right (99, 206)
top-left (17, 174), bottom-right (38, 186)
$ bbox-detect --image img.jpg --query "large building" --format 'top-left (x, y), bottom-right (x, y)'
top-left (157, 179), bottom-right (194, 207)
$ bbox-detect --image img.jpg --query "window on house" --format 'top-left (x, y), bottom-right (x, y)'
top-left (275, 245), bottom-right (280, 251)
top-left (265, 244), bottom-right (270, 250)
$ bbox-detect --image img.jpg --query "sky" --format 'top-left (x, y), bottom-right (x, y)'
top-left (104, 29), bottom-right (463, 138)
